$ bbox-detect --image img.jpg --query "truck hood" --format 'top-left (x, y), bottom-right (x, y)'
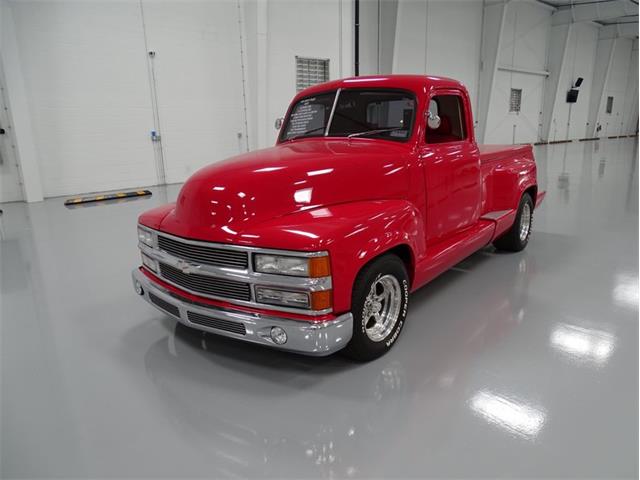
top-left (157, 139), bottom-right (410, 242)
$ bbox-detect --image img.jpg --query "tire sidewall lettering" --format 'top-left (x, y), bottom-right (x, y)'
top-left (385, 278), bottom-right (409, 347)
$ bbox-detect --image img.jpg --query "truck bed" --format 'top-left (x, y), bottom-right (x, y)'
top-left (479, 144), bottom-right (533, 164)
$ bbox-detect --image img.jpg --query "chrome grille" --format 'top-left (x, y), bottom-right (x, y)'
top-left (187, 311), bottom-right (246, 335)
top-left (157, 235), bottom-right (248, 269)
top-left (149, 292), bottom-right (180, 317)
top-left (159, 263), bottom-right (251, 301)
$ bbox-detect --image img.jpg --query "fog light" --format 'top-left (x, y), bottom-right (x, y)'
top-left (134, 280), bottom-right (144, 296)
top-left (270, 326), bottom-right (287, 345)
top-left (141, 252), bottom-right (158, 273)
top-left (255, 286), bottom-right (310, 309)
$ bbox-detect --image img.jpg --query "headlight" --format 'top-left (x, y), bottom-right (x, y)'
top-left (255, 287), bottom-right (310, 308)
top-left (138, 226), bottom-right (154, 247)
top-left (254, 253), bottom-right (330, 277)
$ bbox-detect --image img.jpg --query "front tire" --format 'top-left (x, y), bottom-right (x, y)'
top-left (343, 254), bottom-right (409, 362)
top-left (493, 193), bottom-right (534, 252)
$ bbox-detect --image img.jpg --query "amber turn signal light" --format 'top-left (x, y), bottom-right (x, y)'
top-left (309, 256), bottom-right (331, 278)
top-left (310, 290), bottom-right (332, 311)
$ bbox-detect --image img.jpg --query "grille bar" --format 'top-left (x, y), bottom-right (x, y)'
top-left (187, 311), bottom-right (247, 335)
top-left (158, 235), bottom-right (248, 269)
top-left (149, 292), bottom-right (180, 317)
top-left (159, 263), bottom-right (251, 301)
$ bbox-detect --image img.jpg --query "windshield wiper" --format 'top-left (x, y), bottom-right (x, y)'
top-left (284, 126), bottom-right (327, 142)
top-left (347, 127), bottom-right (405, 139)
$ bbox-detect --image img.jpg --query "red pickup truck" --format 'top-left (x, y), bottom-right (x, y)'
top-left (133, 75), bottom-right (543, 361)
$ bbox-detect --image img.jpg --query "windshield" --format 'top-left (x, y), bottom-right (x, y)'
top-left (280, 89), bottom-right (416, 142)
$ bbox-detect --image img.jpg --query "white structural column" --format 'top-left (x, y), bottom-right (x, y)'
top-left (587, 33), bottom-right (617, 138)
top-left (256, 0), bottom-right (268, 149)
top-left (378, 0), bottom-right (398, 75)
top-left (0, 1), bottom-right (43, 202)
top-left (339, 0), bottom-right (355, 78)
top-left (621, 39), bottom-right (639, 134)
top-left (541, 21), bottom-right (572, 142)
top-left (237, 0), bottom-right (251, 152)
top-left (477, 0), bottom-right (508, 144)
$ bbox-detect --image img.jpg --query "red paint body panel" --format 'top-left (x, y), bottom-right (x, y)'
top-left (138, 75), bottom-right (542, 319)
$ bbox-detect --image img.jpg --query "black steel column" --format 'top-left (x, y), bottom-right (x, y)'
top-left (354, 0), bottom-right (360, 76)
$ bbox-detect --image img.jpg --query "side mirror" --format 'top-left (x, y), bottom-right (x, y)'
top-left (274, 117), bottom-right (284, 130)
top-left (427, 111), bottom-right (441, 130)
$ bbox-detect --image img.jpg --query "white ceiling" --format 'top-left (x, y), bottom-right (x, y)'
top-left (539, 0), bottom-right (638, 26)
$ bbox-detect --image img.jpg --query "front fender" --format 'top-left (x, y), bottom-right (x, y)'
top-left (323, 200), bottom-right (424, 313)
top-left (237, 200), bottom-right (424, 314)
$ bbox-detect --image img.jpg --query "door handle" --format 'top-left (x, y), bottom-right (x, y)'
top-left (0, 128), bottom-right (5, 134)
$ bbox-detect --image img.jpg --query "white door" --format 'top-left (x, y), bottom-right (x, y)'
top-left (141, 0), bottom-right (247, 184)
top-left (0, 76), bottom-right (23, 203)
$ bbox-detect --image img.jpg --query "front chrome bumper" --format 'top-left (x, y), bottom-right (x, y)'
top-left (132, 268), bottom-right (353, 356)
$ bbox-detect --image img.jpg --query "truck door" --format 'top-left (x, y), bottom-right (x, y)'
top-left (419, 90), bottom-right (481, 244)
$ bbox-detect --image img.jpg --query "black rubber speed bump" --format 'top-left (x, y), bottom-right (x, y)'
top-left (64, 189), bottom-right (152, 206)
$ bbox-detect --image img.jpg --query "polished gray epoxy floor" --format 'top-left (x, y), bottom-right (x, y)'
top-left (1, 139), bottom-right (638, 478)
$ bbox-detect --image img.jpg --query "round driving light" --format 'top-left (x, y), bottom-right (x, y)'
top-left (270, 326), bottom-right (287, 345)
top-left (134, 280), bottom-right (144, 296)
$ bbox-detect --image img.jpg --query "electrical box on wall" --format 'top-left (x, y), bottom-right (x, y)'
top-left (566, 89), bottom-right (579, 103)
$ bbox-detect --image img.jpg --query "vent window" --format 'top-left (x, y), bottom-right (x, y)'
top-left (296, 57), bottom-right (329, 92)
top-left (426, 94), bottom-right (467, 144)
top-left (509, 88), bottom-right (522, 113)
top-left (606, 96), bottom-right (614, 114)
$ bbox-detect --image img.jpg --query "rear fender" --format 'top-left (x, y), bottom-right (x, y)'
top-left (489, 157), bottom-right (538, 212)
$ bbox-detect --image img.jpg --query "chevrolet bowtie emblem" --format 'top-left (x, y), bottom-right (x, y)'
top-left (176, 259), bottom-right (198, 274)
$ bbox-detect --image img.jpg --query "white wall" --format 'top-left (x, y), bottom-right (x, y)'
top-left (0, 0), bottom-right (44, 202)
top-left (596, 37), bottom-right (637, 137)
top-left (9, 0), bottom-right (157, 198)
top-left (546, 22), bottom-right (598, 141)
top-left (620, 39), bottom-right (639, 135)
top-left (2, 0), bottom-right (351, 197)
top-left (0, 60), bottom-right (24, 203)
top-left (392, 0), bottom-right (483, 107)
top-left (1, 0), bottom-right (638, 201)
top-left (140, 0), bottom-right (248, 184)
top-left (262, 0), bottom-right (351, 146)
top-left (372, 0), bottom-right (637, 144)
top-left (484, 0), bottom-right (552, 144)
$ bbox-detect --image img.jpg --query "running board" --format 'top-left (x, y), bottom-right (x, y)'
top-left (481, 209), bottom-right (517, 240)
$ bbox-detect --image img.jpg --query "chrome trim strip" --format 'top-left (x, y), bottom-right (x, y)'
top-left (133, 269), bottom-right (352, 356)
top-left (480, 209), bottom-right (513, 221)
top-left (325, 88), bottom-right (342, 136)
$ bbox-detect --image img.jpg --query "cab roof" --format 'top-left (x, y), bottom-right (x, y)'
top-left (293, 74), bottom-right (466, 102)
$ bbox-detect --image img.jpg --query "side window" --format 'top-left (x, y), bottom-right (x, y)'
top-left (426, 95), bottom-right (467, 144)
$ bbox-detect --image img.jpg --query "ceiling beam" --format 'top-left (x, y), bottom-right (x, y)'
top-left (552, 0), bottom-right (638, 25)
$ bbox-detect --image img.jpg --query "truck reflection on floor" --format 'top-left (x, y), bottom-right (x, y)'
top-left (142, 247), bottom-right (535, 478)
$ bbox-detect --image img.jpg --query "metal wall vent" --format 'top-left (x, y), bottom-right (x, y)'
top-left (509, 88), bottom-right (522, 113)
top-left (296, 57), bottom-right (329, 92)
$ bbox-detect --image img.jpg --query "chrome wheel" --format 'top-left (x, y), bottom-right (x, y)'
top-left (363, 275), bottom-right (402, 342)
top-left (519, 203), bottom-right (531, 242)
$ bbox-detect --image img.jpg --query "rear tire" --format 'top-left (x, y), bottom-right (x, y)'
top-left (343, 254), bottom-right (409, 362)
top-left (493, 193), bottom-right (533, 252)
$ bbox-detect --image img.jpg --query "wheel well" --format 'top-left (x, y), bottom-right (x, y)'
top-left (524, 185), bottom-right (538, 207)
top-left (362, 244), bottom-right (415, 287)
